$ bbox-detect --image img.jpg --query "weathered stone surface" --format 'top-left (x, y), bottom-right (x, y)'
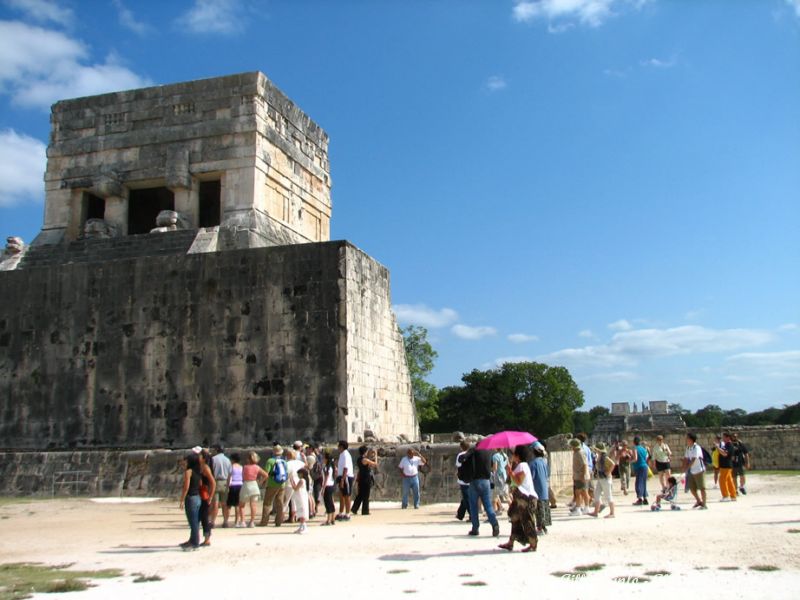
top-left (0, 241), bottom-right (417, 448)
top-left (0, 237), bottom-right (27, 271)
top-left (81, 219), bottom-right (119, 239)
top-left (37, 72), bottom-right (331, 249)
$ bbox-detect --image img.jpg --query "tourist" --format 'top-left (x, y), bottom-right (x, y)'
top-left (289, 467), bottom-right (310, 534)
top-left (284, 448), bottom-right (306, 521)
top-left (731, 433), bottom-right (750, 495)
top-left (528, 442), bottom-right (551, 534)
top-left (293, 440), bottom-right (307, 465)
top-left (308, 443), bottom-right (325, 509)
top-left (178, 453), bottom-right (203, 551)
top-left (716, 432), bottom-right (737, 502)
top-left (241, 451), bottom-right (268, 528)
top-left (463, 447), bottom-right (500, 537)
top-left (321, 451), bottom-right (337, 526)
top-left (614, 440), bottom-right (632, 495)
top-left (651, 476), bottom-right (679, 511)
top-left (711, 435), bottom-right (721, 488)
top-left (455, 440), bottom-right (471, 521)
top-left (305, 450), bottom-right (318, 518)
top-left (497, 445), bottom-right (538, 553)
top-left (336, 440), bottom-right (354, 520)
top-left (576, 433), bottom-right (595, 504)
top-left (491, 449), bottom-right (510, 514)
top-left (258, 444), bottom-right (287, 527)
top-left (227, 453), bottom-right (244, 528)
top-left (683, 433), bottom-right (707, 509)
top-left (352, 446), bottom-right (378, 516)
top-left (651, 435), bottom-right (673, 491)
top-left (569, 438), bottom-right (590, 515)
top-left (631, 436), bottom-right (649, 506)
top-left (398, 447), bottom-right (427, 509)
top-left (198, 450), bottom-right (217, 546)
top-left (587, 442), bottom-right (615, 518)
top-left (210, 444), bottom-right (232, 528)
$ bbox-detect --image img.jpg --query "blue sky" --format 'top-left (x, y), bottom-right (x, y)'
top-left (1, 0), bottom-right (798, 413)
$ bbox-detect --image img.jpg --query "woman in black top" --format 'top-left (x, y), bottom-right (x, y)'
top-left (351, 446), bottom-right (378, 516)
top-left (179, 453), bottom-right (203, 550)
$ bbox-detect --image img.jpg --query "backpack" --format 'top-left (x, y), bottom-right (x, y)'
top-left (700, 446), bottom-right (713, 466)
top-left (457, 451), bottom-right (475, 484)
top-left (311, 459), bottom-right (323, 481)
top-left (271, 458), bottom-right (288, 484)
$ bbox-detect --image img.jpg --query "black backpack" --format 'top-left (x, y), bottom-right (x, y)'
top-left (700, 446), bottom-right (713, 466)
top-left (457, 451), bottom-right (475, 483)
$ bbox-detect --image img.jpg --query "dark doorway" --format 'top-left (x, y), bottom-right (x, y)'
top-left (83, 192), bottom-right (105, 221)
top-left (128, 187), bottom-right (174, 235)
top-left (198, 180), bottom-right (221, 227)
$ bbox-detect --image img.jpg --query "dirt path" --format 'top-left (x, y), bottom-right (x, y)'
top-left (1, 474), bottom-right (798, 599)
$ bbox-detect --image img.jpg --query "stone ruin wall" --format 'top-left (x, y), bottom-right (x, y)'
top-left (38, 72), bottom-right (331, 249)
top-left (0, 240), bottom-right (417, 450)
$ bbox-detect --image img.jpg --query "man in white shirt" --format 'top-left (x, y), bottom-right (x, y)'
top-left (336, 440), bottom-right (354, 521)
top-left (397, 448), bottom-right (427, 509)
top-left (682, 432), bottom-right (707, 510)
top-left (210, 444), bottom-right (232, 528)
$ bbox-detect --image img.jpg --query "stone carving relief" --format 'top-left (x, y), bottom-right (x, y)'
top-left (150, 210), bottom-right (191, 233)
top-left (81, 219), bottom-right (120, 240)
top-left (0, 236), bottom-right (26, 271)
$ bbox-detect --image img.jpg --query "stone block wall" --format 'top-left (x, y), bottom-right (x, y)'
top-left (0, 240), bottom-right (417, 449)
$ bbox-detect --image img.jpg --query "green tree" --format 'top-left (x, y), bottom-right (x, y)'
top-left (572, 405), bottom-right (610, 435)
top-left (435, 361), bottom-right (584, 438)
top-left (400, 325), bottom-right (439, 428)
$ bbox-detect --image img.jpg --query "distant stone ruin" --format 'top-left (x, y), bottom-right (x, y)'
top-left (594, 400), bottom-right (685, 440)
top-left (0, 72), bottom-right (418, 450)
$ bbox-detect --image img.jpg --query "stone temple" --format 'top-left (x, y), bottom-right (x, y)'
top-left (0, 72), bottom-right (419, 449)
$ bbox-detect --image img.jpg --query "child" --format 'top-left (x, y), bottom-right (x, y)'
top-left (227, 453), bottom-right (244, 528)
top-left (651, 476), bottom-right (679, 511)
top-left (291, 467), bottom-right (310, 534)
top-left (321, 451), bottom-right (337, 526)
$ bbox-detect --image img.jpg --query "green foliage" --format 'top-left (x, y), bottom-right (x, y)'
top-left (400, 326), bottom-right (440, 428)
top-left (572, 406), bottom-right (610, 435)
top-left (432, 361), bottom-right (584, 438)
top-left (673, 402), bottom-right (800, 429)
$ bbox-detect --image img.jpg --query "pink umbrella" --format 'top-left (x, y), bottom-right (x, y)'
top-left (476, 431), bottom-right (538, 450)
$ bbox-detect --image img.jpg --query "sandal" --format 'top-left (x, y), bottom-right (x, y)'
top-left (497, 543), bottom-right (513, 551)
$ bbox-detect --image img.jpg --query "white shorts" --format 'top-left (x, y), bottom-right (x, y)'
top-left (240, 480), bottom-right (261, 502)
top-left (594, 477), bottom-right (613, 504)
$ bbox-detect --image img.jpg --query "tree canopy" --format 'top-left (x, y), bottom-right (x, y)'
top-left (429, 361), bottom-right (584, 439)
top-left (400, 325), bottom-right (439, 426)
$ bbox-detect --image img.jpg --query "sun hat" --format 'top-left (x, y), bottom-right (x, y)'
top-left (191, 445), bottom-right (203, 454)
top-left (591, 442), bottom-right (608, 453)
top-left (293, 440), bottom-right (303, 449)
top-left (568, 438), bottom-right (581, 449)
top-left (272, 444), bottom-right (283, 456)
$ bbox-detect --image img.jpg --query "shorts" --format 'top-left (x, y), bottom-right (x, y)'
top-left (214, 479), bottom-right (229, 503)
top-left (594, 477), bottom-right (613, 504)
top-left (574, 480), bottom-right (588, 491)
top-left (655, 461), bottom-right (671, 473)
top-left (337, 476), bottom-right (355, 496)
top-left (733, 465), bottom-right (745, 477)
top-left (227, 485), bottom-right (241, 507)
top-left (689, 471), bottom-right (705, 492)
top-left (240, 480), bottom-right (261, 502)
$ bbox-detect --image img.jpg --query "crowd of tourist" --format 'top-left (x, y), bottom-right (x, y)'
top-left (177, 431), bottom-right (751, 552)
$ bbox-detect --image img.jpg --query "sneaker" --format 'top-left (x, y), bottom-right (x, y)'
top-left (671, 505), bottom-right (681, 511)
top-left (720, 497), bottom-right (730, 503)
top-left (569, 508), bottom-right (581, 516)
top-left (492, 524), bottom-right (500, 537)
top-left (699, 504), bottom-right (708, 510)
top-left (468, 530), bottom-right (479, 536)
top-left (247, 521), bottom-right (254, 527)
top-left (740, 487), bottom-right (747, 495)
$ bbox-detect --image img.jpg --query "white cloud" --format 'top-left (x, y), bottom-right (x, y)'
top-left (581, 371), bottom-right (638, 382)
top-left (726, 351), bottom-right (800, 375)
top-left (452, 324), bottom-right (497, 340)
top-left (393, 304), bottom-right (458, 329)
top-left (512, 0), bottom-right (647, 28)
top-left (485, 75), bottom-right (507, 92)
top-left (0, 21), bottom-right (151, 110)
top-left (179, 0), bottom-right (243, 34)
top-left (640, 57), bottom-right (677, 69)
top-left (538, 325), bottom-right (775, 368)
top-left (578, 329), bottom-right (595, 338)
top-left (779, 323), bottom-right (799, 331)
top-left (4, 0), bottom-right (73, 26)
top-left (786, 0), bottom-right (800, 18)
top-left (0, 129), bottom-right (46, 206)
top-left (603, 67), bottom-right (630, 78)
top-left (508, 333), bottom-right (539, 343)
top-left (608, 319), bottom-right (633, 331)
top-left (112, 0), bottom-right (152, 36)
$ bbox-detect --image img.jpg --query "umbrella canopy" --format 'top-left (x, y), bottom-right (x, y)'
top-left (476, 430), bottom-right (538, 450)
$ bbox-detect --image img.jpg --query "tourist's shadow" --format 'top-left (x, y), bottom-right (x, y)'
top-left (379, 549), bottom-right (503, 561)
top-left (99, 544), bottom-right (178, 554)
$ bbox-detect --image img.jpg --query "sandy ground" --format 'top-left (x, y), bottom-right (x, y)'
top-left (1, 474), bottom-right (799, 599)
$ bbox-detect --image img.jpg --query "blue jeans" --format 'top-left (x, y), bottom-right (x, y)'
top-left (468, 479), bottom-right (498, 533)
top-left (401, 475), bottom-right (420, 508)
top-left (184, 494), bottom-right (201, 546)
top-left (634, 466), bottom-right (648, 500)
